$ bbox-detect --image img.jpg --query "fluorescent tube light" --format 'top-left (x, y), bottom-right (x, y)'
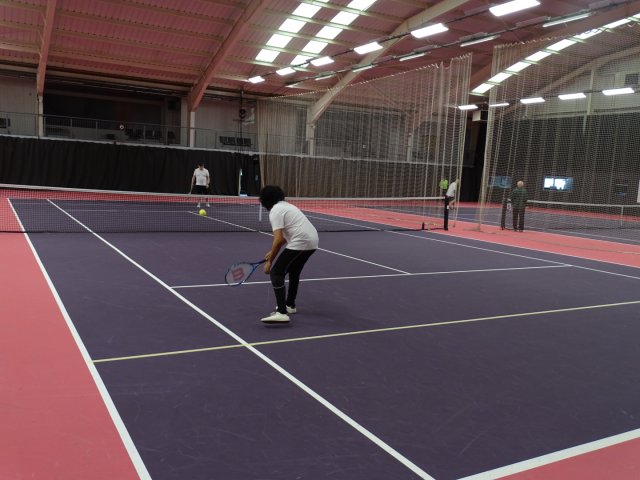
top-left (411, 23), bottom-right (448, 39)
top-left (543, 12), bottom-right (591, 27)
top-left (558, 92), bottom-right (586, 100)
top-left (255, 49), bottom-right (279, 62)
top-left (547, 39), bottom-right (576, 51)
top-left (458, 104), bottom-right (478, 110)
top-left (604, 18), bottom-right (632, 29)
top-left (348, 0), bottom-right (376, 10)
top-left (354, 42), bottom-right (382, 54)
top-left (520, 97), bottom-right (545, 104)
top-left (331, 11), bottom-right (358, 25)
top-left (505, 62), bottom-right (531, 73)
top-left (353, 64), bottom-right (374, 72)
top-left (276, 67), bottom-right (296, 76)
top-left (526, 51), bottom-right (551, 62)
top-left (399, 52), bottom-right (426, 62)
top-left (460, 34), bottom-right (500, 47)
top-left (489, 102), bottom-right (510, 107)
top-left (266, 34), bottom-right (292, 48)
top-left (316, 26), bottom-right (342, 39)
top-left (293, 4), bottom-right (321, 18)
top-left (573, 29), bottom-right (602, 40)
top-left (279, 19), bottom-right (306, 33)
top-left (490, 0), bottom-right (540, 17)
top-left (489, 72), bottom-right (513, 83)
top-left (602, 87), bottom-right (634, 95)
top-left (310, 56), bottom-right (334, 66)
top-left (471, 83), bottom-right (495, 94)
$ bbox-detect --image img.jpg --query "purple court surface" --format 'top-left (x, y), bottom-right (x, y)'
top-left (6, 221), bottom-right (638, 480)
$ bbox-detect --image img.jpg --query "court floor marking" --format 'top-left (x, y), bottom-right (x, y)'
top-left (9, 200), bottom-right (151, 479)
top-left (170, 264), bottom-right (570, 289)
top-left (46, 199), bottom-right (436, 480)
top-left (92, 298), bottom-right (640, 363)
top-left (457, 428), bottom-right (640, 480)
top-left (394, 230), bottom-right (640, 276)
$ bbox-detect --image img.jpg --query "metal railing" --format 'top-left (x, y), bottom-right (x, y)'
top-left (0, 111), bottom-right (438, 161)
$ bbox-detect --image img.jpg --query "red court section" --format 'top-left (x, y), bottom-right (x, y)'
top-left (0, 233), bottom-right (140, 480)
top-left (501, 436), bottom-right (640, 480)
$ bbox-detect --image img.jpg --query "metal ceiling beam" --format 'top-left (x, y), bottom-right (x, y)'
top-left (302, 0), bottom-right (405, 24)
top-left (36, 0), bottom-right (57, 95)
top-left (310, 0), bottom-right (471, 123)
top-left (97, 0), bottom-right (232, 26)
top-left (469, 0), bottom-right (640, 91)
top-left (188, 0), bottom-right (269, 111)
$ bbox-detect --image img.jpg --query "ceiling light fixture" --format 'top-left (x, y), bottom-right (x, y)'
top-left (353, 64), bottom-right (374, 72)
top-left (558, 92), bottom-right (586, 100)
top-left (354, 42), bottom-right (382, 54)
top-left (471, 83), bottom-right (495, 94)
top-left (458, 104), bottom-right (478, 110)
top-left (543, 12), bottom-right (592, 27)
top-left (520, 97), bottom-right (545, 104)
top-left (276, 67), bottom-right (296, 76)
top-left (489, 102), bottom-right (510, 107)
top-left (399, 52), bottom-right (426, 61)
top-left (310, 56), bottom-right (334, 66)
top-left (411, 23), bottom-right (448, 39)
top-left (247, 76), bottom-right (265, 84)
top-left (602, 87), bottom-right (634, 95)
top-left (460, 34), bottom-right (500, 47)
top-left (490, 0), bottom-right (540, 17)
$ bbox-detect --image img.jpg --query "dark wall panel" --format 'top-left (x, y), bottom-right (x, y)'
top-left (0, 137), bottom-right (261, 196)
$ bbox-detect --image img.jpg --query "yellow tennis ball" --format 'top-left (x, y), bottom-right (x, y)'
top-left (199, 209), bottom-right (206, 216)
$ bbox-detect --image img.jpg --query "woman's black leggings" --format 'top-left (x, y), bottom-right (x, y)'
top-left (270, 249), bottom-right (316, 313)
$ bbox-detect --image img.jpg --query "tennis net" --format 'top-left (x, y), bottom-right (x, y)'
top-left (524, 200), bottom-right (640, 231)
top-left (1, 184), bottom-right (445, 233)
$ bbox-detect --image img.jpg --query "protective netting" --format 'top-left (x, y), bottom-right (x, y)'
top-left (478, 17), bottom-right (640, 239)
top-left (256, 56), bottom-right (471, 198)
top-left (1, 184), bottom-right (445, 233)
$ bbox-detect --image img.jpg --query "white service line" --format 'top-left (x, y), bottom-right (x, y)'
top-left (46, 199), bottom-right (436, 480)
top-left (393, 230), bottom-right (640, 277)
top-left (171, 264), bottom-right (569, 289)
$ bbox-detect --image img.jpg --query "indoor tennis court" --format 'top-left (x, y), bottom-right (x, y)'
top-left (3, 191), bottom-right (640, 479)
top-left (3, 0), bottom-right (640, 479)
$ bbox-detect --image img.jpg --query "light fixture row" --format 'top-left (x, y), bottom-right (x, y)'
top-left (247, 0), bottom-right (543, 84)
top-left (458, 87), bottom-right (636, 110)
top-left (470, 14), bottom-right (639, 96)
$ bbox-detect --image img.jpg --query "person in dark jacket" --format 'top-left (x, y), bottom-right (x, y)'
top-left (510, 180), bottom-right (528, 232)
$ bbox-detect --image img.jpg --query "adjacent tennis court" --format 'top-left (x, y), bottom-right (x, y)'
top-left (4, 193), bottom-right (640, 480)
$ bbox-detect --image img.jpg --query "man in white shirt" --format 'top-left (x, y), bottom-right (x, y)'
top-left (259, 185), bottom-right (319, 324)
top-left (444, 178), bottom-right (459, 231)
top-left (191, 163), bottom-right (210, 208)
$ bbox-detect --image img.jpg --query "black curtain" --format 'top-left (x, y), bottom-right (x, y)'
top-left (0, 137), bottom-right (261, 195)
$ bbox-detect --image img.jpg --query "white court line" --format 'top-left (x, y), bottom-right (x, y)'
top-left (393, 230), bottom-right (640, 277)
top-left (46, 199), bottom-right (436, 480)
top-left (458, 428), bottom-right (640, 480)
top-left (11, 200), bottom-right (151, 479)
top-left (171, 264), bottom-right (569, 289)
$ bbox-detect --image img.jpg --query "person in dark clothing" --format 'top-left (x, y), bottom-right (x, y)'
top-left (510, 180), bottom-right (528, 232)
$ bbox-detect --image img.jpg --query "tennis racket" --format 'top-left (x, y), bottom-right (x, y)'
top-left (225, 260), bottom-right (266, 286)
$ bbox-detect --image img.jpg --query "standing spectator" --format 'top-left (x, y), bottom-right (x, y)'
top-left (511, 180), bottom-right (528, 232)
top-left (445, 178), bottom-right (459, 209)
top-left (191, 162), bottom-right (210, 208)
top-left (443, 178), bottom-right (459, 231)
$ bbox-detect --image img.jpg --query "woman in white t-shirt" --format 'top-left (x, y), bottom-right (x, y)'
top-left (259, 185), bottom-right (318, 324)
